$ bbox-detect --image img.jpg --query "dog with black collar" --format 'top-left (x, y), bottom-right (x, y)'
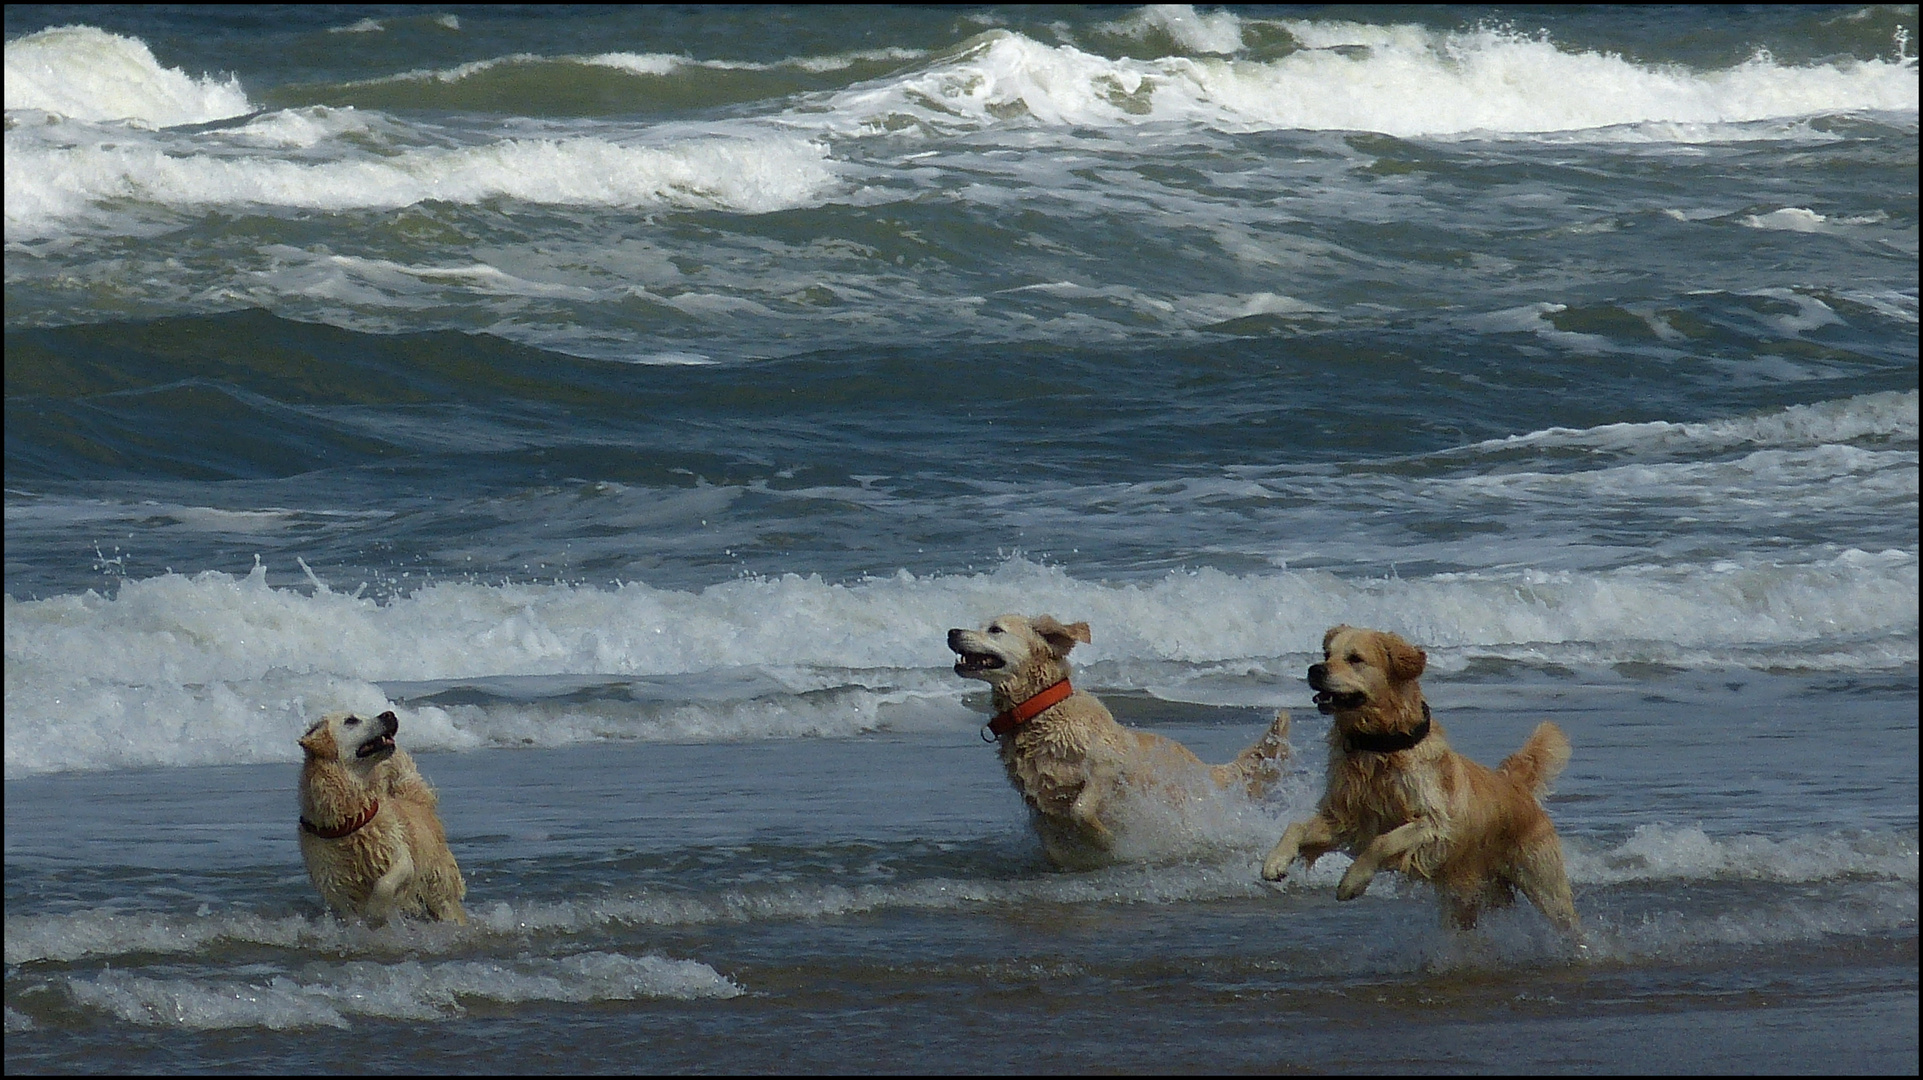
top-left (1261, 625), bottom-right (1582, 943)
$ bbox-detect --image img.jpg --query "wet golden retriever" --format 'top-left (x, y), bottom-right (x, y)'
top-left (297, 710), bottom-right (467, 925)
top-left (948, 613), bottom-right (1290, 868)
top-left (1260, 626), bottom-right (1581, 940)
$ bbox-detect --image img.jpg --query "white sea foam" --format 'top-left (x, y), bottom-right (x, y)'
top-left (1741, 206), bottom-right (1895, 233)
top-left (54, 951), bottom-right (739, 1030)
top-left (1744, 206), bottom-right (1832, 232)
top-left (7, 824), bottom-right (1908, 971)
top-left (5, 536), bottom-right (1915, 775)
top-left (581, 51), bottom-right (690, 77)
top-left (294, 8), bottom-right (1916, 142)
top-left (1104, 4), bottom-right (1249, 56)
top-left (1471, 389), bottom-right (1918, 456)
top-left (3, 124), bottom-right (839, 237)
top-left (8, 19), bottom-right (1915, 236)
top-left (1568, 824), bottom-right (1921, 886)
top-left (1574, 882), bottom-right (1919, 967)
top-left (3, 25), bottom-right (253, 127)
top-left (806, 22), bottom-right (1918, 140)
top-left (452, 827), bottom-right (1918, 976)
top-left (8, 909), bottom-right (319, 966)
top-left (222, 105), bottom-right (388, 150)
top-left (234, 247), bottom-right (603, 308)
top-left (345, 43), bottom-right (929, 87)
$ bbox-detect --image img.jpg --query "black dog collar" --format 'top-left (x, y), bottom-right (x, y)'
top-left (1344, 702), bottom-right (1432, 754)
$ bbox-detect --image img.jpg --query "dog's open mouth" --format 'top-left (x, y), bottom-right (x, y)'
top-left (1313, 690), bottom-right (1368, 714)
top-left (952, 649), bottom-right (1005, 675)
top-left (357, 734), bottom-right (397, 758)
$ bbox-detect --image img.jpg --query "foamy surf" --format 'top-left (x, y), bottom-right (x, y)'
top-left (6, 823), bottom-right (1910, 970)
top-left (802, 22), bottom-right (1917, 139)
top-left (52, 952), bottom-right (740, 1030)
top-left (7, 819), bottom-right (1909, 962)
top-left (18, 872), bottom-right (1911, 1022)
top-left (1569, 824), bottom-right (1920, 887)
top-left (342, 45), bottom-right (930, 86)
top-left (5, 540), bottom-right (1915, 775)
top-left (3, 24), bottom-right (253, 127)
top-left (1469, 389), bottom-right (1917, 456)
top-left (6, 378), bottom-right (1910, 776)
top-left (3, 122), bottom-right (838, 237)
top-left (7, 17), bottom-right (1917, 238)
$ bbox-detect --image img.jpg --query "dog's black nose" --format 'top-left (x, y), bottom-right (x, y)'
top-left (946, 628), bottom-right (965, 650)
top-left (1307, 663), bottom-right (1328, 688)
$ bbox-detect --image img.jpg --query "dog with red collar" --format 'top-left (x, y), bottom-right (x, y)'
top-left (949, 614), bottom-right (1289, 869)
top-left (297, 710), bottom-right (467, 925)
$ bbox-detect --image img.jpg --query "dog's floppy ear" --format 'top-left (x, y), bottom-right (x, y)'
top-left (298, 718), bottom-right (335, 759)
top-left (1032, 615), bottom-right (1092, 656)
top-left (1385, 635), bottom-right (1427, 681)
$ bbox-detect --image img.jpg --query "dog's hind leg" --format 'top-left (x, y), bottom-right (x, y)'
top-left (425, 894), bottom-right (468, 924)
top-left (1212, 710), bottom-right (1291, 798)
top-left (1513, 838), bottom-right (1583, 942)
top-left (417, 863), bottom-right (468, 924)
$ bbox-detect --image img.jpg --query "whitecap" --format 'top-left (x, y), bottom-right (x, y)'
top-left (6, 543), bottom-right (1916, 774)
top-left (1103, 4), bottom-right (1248, 56)
top-left (3, 24), bottom-right (252, 127)
top-left (4, 127), bottom-right (841, 238)
top-left (1471, 390), bottom-right (1918, 456)
top-left (795, 22), bottom-right (1918, 141)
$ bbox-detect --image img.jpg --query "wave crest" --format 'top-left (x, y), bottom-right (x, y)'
top-left (3, 24), bottom-right (253, 127)
top-left (816, 21), bottom-right (1917, 139)
top-left (6, 544), bottom-right (1915, 774)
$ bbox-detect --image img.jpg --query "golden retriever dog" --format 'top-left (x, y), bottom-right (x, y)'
top-left (297, 710), bottom-right (467, 925)
top-left (1260, 626), bottom-right (1581, 940)
top-left (948, 613), bottom-right (1290, 868)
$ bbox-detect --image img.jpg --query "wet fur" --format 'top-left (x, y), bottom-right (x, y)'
top-left (298, 711), bottom-right (467, 925)
top-left (1260, 626), bottom-right (1581, 939)
top-left (949, 614), bottom-right (1290, 869)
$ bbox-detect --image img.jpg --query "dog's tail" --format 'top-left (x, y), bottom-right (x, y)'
top-left (1497, 721), bottom-right (1571, 796)
top-left (1211, 710), bottom-right (1291, 798)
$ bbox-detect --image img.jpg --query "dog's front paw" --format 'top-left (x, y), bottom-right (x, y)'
top-left (1335, 865), bottom-right (1374, 901)
top-left (1260, 853), bottom-right (1292, 882)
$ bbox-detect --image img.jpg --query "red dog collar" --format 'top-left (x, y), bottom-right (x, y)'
top-left (300, 799), bottom-right (380, 839)
top-left (985, 679), bottom-right (1073, 739)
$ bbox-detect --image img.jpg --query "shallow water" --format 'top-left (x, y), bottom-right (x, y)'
top-left (7, 670), bottom-right (1917, 1072)
top-left (4, 3), bottom-right (1917, 1073)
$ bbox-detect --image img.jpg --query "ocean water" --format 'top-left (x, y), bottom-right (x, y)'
top-left (4, 4), bottom-right (1917, 1073)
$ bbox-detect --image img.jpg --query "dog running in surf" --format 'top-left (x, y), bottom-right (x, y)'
top-left (949, 613), bottom-right (1290, 868)
top-left (1260, 625), bottom-right (1582, 942)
